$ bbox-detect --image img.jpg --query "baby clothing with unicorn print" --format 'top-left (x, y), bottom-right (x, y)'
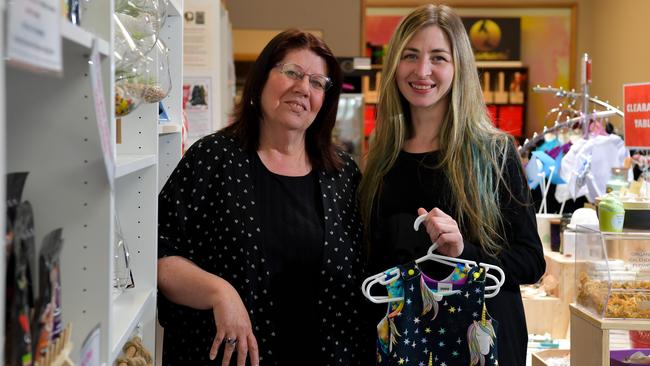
top-left (375, 262), bottom-right (499, 366)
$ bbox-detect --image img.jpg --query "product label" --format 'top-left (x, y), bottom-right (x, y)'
top-left (437, 283), bottom-right (453, 292)
top-left (612, 213), bottom-right (625, 231)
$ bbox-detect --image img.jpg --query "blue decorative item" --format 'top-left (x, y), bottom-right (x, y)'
top-left (528, 151), bottom-right (566, 188)
top-left (525, 154), bottom-right (544, 189)
top-left (159, 102), bottom-right (169, 121)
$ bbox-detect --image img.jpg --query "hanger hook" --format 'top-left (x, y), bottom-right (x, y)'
top-left (413, 213), bottom-right (440, 253)
top-left (413, 213), bottom-right (427, 231)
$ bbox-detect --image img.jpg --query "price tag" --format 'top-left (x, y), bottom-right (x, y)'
top-left (6, 0), bottom-right (62, 73)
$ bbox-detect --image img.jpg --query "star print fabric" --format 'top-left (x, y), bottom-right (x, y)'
top-left (376, 263), bottom-right (498, 366)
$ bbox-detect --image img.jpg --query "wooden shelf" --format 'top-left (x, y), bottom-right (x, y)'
top-left (486, 103), bottom-right (525, 106)
top-left (158, 123), bottom-right (181, 135)
top-left (532, 349), bottom-right (570, 366)
top-left (571, 304), bottom-right (650, 331)
top-left (476, 60), bottom-right (524, 68)
top-left (570, 304), bottom-right (650, 366)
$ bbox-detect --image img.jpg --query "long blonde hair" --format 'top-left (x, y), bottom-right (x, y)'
top-left (359, 4), bottom-right (515, 257)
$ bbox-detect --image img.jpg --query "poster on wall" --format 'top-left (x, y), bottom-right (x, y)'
top-left (183, 5), bottom-right (211, 68)
top-left (461, 17), bottom-right (521, 61)
top-left (183, 76), bottom-right (213, 142)
top-left (623, 82), bottom-right (650, 148)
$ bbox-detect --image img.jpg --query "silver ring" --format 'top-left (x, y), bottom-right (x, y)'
top-left (225, 337), bottom-right (238, 346)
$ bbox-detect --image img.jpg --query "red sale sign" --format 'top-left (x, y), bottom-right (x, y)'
top-left (624, 82), bottom-right (650, 148)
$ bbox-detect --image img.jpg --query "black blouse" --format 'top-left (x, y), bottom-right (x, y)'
top-left (252, 153), bottom-right (323, 362)
top-left (157, 132), bottom-right (370, 365)
top-left (369, 145), bottom-right (545, 366)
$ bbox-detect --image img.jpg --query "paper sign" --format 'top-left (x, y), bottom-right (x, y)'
top-left (183, 6), bottom-right (211, 68)
top-left (6, 0), bottom-right (62, 73)
top-left (89, 39), bottom-right (115, 190)
top-left (184, 76), bottom-right (213, 145)
top-left (624, 82), bottom-right (650, 148)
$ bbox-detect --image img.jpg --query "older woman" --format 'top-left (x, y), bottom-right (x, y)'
top-left (157, 30), bottom-right (369, 365)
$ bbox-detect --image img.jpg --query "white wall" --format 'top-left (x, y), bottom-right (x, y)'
top-left (577, 0), bottom-right (650, 132)
top-left (184, 0), bottom-right (232, 136)
top-left (225, 0), bottom-right (362, 57)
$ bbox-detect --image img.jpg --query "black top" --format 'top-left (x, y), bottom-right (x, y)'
top-left (157, 132), bottom-right (371, 365)
top-left (252, 153), bottom-right (323, 362)
top-left (369, 146), bottom-right (545, 366)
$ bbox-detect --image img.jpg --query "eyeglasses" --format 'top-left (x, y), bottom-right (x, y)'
top-left (275, 63), bottom-right (333, 92)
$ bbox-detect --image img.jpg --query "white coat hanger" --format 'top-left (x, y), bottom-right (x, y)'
top-left (362, 214), bottom-right (506, 304)
top-left (414, 215), bottom-right (505, 298)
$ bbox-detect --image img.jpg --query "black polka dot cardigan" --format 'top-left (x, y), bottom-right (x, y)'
top-left (157, 131), bottom-right (372, 365)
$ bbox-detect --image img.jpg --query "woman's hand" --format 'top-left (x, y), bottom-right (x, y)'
top-left (209, 281), bottom-right (260, 366)
top-left (417, 207), bottom-right (464, 257)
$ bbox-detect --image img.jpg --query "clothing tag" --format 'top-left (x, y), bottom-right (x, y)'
top-left (437, 282), bottom-right (453, 292)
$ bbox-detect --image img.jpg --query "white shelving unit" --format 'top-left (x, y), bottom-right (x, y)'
top-left (0, 0), bottom-right (6, 362)
top-left (158, 5), bottom-right (184, 192)
top-left (2, 0), bottom-right (183, 363)
top-left (6, 24), bottom-right (114, 363)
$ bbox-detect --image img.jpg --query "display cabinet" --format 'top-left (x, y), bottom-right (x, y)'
top-left (2, 0), bottom-right (183, 363)
top-left (478, 65), bottom-right (528, 139)
top-left (571, 304), bottom-right (650, 366)
top-left (571, 226), bottom-right (650, 366)
top-left (574, 226), bottom-right (650, 320)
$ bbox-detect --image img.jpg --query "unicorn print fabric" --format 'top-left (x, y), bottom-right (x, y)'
top-left (376, 262), bottom-right (498, 366)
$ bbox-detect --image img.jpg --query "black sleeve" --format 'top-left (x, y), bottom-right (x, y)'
top-left (459, 142), bottom-right (546, 290)
top-left (339, 153), bottom-right (380, 364)
top-left (338, 152), bottom-right (367, 280)
top-left (157, 140), bottom-right (204, 262)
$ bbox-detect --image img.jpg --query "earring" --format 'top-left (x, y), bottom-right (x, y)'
top-left (249, 99), bottom-right (254, 106)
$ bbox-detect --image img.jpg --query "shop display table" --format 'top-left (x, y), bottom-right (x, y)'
top-left (570, 304), bottom-right (650, 366)
top-left (523, 251), bottom-right (575, 338)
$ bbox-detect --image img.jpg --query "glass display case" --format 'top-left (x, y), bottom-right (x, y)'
top-left (574, 225), bottom-right (650, 319)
